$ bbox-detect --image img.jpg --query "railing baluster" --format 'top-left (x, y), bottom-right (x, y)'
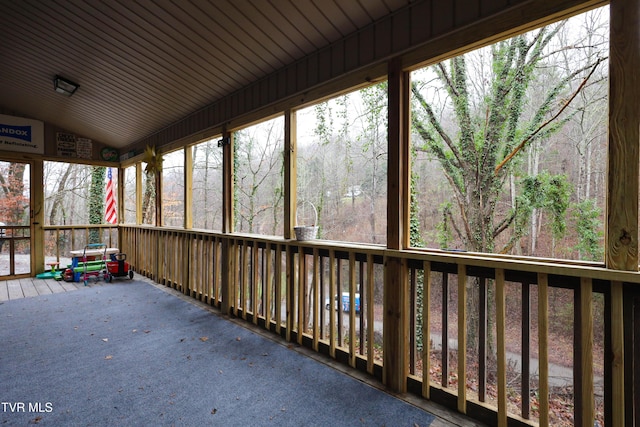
top-left (319, 255), bottom-right (326, 340)
top-left (183, 234), bottom-right (189, 295)
top-left (200, 237), bottom-right (206, 301)
top-left (409, 266), bottom-right (417, 375)
top-left (265, 243), bottom-right (272, 327)
top-left (496, 268), bottom-right (507, 427)
top-left (337, 258), bottom-right (343, 348)
top-left (213, 237), bottom-right (221, 304)
top-left (608, 281), bottom-right (625, 427)
top-left (260, 245), bottom-right (265, 317)
top-left (359, 259), bottom-right (365, 357)
top-left (275, 244), bottom-right (283, 335)
top-left (55, 228), bottom-right (60, 261)
top-left (286, 245), bottom-right (294, 341)
top-left (241, 242), bottom-right (249, 320)
top-left (577, 277), bottom-right (594, 425)
top-left (349, 252), bottom-right (356, 368)
top-left (537, 273), bottom-right (549, 427)
top-left (232, 240), bottom-right (239, 317)
top-left (313, 248), bottom-right (320, 351)
top-left (367, 254), bottom-right (375, 375)
top-left (632, 292), bottom-right (640, 427)
top-left (522, 281), bottom-right (531, 419)
top-left (329, 249), bottom-right (336, 358)
top-left (478, 276), bottom-right (487, 402)
top-left (195, 236), bottom-right (201, 298)
top-left (422, 261), bottom-right (431, 399)
top-left (252, 242), bottom-right (259, 324)
top-left (442, 271), bottom-right (449, 388)
top-left (457, 264), bottom-right (467, 414)
top-left (298, 247), bottom-right (305, 344)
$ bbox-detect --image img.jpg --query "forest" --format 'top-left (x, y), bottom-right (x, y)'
top-left (11, 6), bottom-right (608, 267)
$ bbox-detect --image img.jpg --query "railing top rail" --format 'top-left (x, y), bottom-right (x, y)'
top-left (388, 248), bottom-right (640, 284)
top-left (44, 224), bottom-right (118, 231)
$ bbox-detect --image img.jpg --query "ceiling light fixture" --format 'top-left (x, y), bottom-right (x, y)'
top-left (53, 75), bottom-right (79, 96)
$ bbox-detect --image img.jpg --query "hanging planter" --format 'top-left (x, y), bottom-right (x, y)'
top-left (294, 201), bottom-right (318, 241)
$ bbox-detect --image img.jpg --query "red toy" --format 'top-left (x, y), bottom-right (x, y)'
top-left (106, 253), bottom-right (134, 281)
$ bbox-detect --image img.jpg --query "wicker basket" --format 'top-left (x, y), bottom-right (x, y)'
top-left (294, 201), bottom-right (318, 241)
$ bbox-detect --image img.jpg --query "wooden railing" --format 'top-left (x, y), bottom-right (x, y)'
top-left (119, 225), bottom-right (638, 427)
top-left (0, 225), bottom-right (31, 276)
top-left (43, 224), bottom-right (119, 264)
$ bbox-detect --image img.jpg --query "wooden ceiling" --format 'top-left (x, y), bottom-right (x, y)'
top-left (0, 0), bottom-right (411, 149)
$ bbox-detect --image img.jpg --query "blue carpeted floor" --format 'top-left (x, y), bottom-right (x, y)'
top-left (0, 280), bottom-right (436, 426)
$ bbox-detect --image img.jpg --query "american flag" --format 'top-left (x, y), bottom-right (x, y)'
top-left (105, 168), bottom-right (117, 224)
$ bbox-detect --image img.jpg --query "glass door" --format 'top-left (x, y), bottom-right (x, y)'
top-left (0, 161), bottom-right (31, 278)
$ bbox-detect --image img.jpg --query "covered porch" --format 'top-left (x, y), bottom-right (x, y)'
top-left (2, 0), bottom-right (640, 426)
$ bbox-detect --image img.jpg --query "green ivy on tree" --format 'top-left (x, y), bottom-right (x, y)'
top-left (88, 166), bottom-right (106, 243)
top-left (573, 199), bottom-right (603, 261)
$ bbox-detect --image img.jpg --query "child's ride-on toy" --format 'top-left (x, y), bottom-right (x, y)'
top-left (106, 253), bottom-right (134, 281)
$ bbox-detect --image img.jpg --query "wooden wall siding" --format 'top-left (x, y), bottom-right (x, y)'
top-left (132, 0), bottom-right (601, 153)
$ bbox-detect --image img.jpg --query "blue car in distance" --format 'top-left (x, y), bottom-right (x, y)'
top-left (325, 292), bottom-right (361, 313)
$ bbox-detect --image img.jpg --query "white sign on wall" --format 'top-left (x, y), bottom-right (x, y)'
top-left (56, 133), bottom-right (93, 159)
top-left (0, 114), bottom-right (44, 154)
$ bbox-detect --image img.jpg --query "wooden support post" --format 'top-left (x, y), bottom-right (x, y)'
top-left (608, 1), bottom-right (637, 421)
top-left (284, 110), bottom-right (296, 240)
top-left (135, 163), bottom-right (143, 225)
top-left (220, 129), bottom-right (234, 315)
top-left (607, 0), bottom-right (640, 271)
top-left (116, 167), bottom-right (125, 249)
top-left (155, 164), bottom-right (162, 227)
top-left (383, 56), bottom-right (411, 392)
top-left (31, 159), bottom-right (44, 274)
top-left (284, 111), bottom-right (298, 343)
top-left (386, 58), bottom-right (410, 251)
top-left (383, 255), bottom-right (409, 391)
top-left (222, 129), bottom-right (234, 234)
top-left (184, 145), bottom-right (193, 229)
